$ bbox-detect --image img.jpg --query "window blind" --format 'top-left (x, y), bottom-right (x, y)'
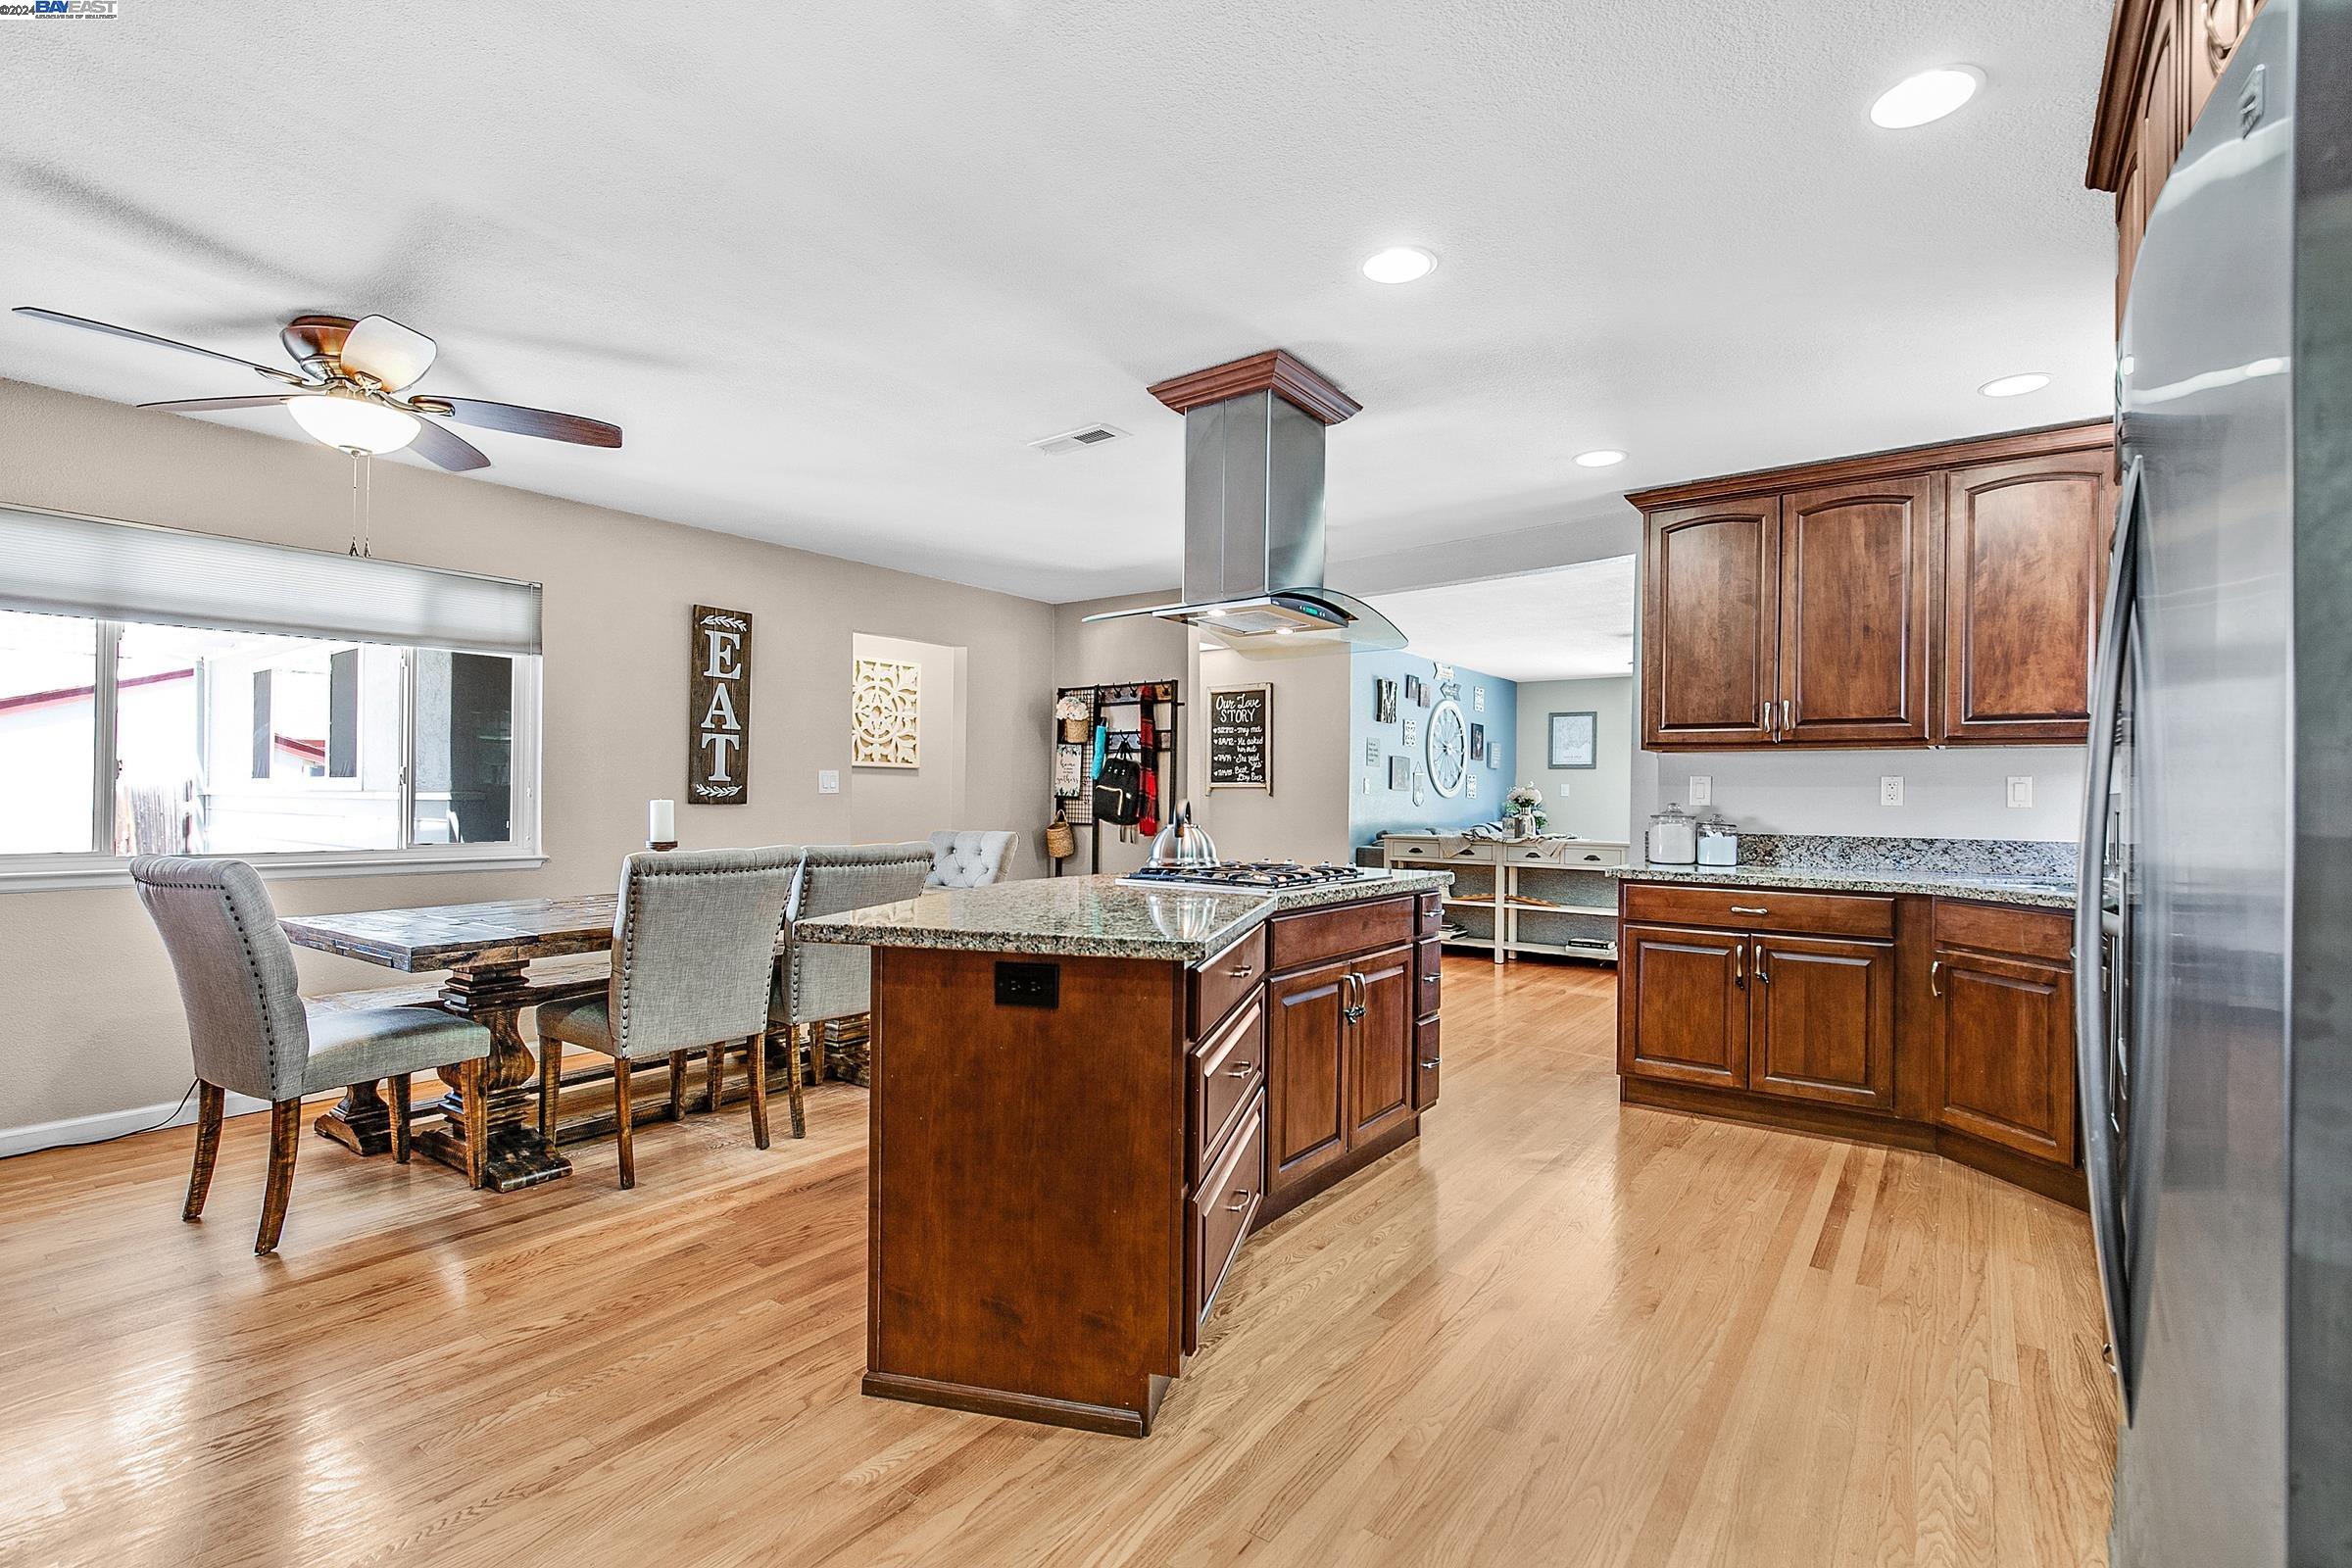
top-left (0, 506), bottom-right (542, 656)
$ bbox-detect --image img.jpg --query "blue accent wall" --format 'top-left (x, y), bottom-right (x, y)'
top-left (1348, 649), bottom-right (1518, 848)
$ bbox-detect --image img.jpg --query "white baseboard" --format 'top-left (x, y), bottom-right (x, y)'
top-left (0, 1088), bottom-right (273, 1160)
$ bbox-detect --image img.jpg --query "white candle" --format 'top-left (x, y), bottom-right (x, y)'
top-left (649, 799), bottom-right (675, 843)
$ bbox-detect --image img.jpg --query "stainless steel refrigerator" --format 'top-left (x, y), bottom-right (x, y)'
top-left (2080, 0), bottom-right (2352, 1561)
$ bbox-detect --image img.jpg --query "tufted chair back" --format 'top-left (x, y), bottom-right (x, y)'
top-left (779, 841), bottom-right (935, 1025)
top-left (925, 829), bottom-right (1017, 888)
top-left (130, 856), bottom-right (313, 1102)
top-left (609, 846), bottom-right (801, 1056)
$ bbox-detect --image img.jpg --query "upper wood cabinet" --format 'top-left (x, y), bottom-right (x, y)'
top-left (1940, 452), bottom-right (2115, 744)
top-left (1631, 423), bottom-right (2114, 752)
top-left (1778, 477), bottom-right (1933, 746)
top-left (2088, 0), bottom-right (2265, 324)
top-left (1642, 500), bottom-right (1778, 748)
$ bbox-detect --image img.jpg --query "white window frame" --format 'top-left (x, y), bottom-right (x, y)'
top-left (1, 614), bottom-right (544, 893)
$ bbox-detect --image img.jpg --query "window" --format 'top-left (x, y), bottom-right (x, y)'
top-left (0, 506), bottom-right (540, 887)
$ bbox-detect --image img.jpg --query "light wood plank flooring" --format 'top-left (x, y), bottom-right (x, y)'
top-left (0, 957), bottom-right (2115, 1566)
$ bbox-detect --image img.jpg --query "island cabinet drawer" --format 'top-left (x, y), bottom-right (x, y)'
top-left (1620, 883), bottom-right (1895, 940)
top-left (1933, 899), bottom-right (2073, 962)
top-left (1415, 892), bottom-right (1442, 938)
top-left (1267, 897), bottom-right (1414, 973)
top-left (1187, 1099), bottom-right (1265, 1351)
top-left (1188, 926), bottom-right (1266, 1036)
top-left (1189, 997), bottom-right (1264, 1183)
top-left (1415, 939), bottom-right (1442, 1017)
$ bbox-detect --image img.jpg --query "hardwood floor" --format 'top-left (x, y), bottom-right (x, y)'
top-left (0, 957), bottom-right (2115, 1566)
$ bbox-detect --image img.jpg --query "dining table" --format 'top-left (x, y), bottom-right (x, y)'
top-left (283, 892), bottom-right (792, 1192)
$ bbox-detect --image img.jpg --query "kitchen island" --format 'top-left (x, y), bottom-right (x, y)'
top-left (798, 869), bottom-right (1451, 1437)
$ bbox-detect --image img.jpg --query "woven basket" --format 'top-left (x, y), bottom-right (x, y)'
top-left (1045, 810), bottom-right (1077, 859)
top-left (1059, 715), bottom-right (1091, 743)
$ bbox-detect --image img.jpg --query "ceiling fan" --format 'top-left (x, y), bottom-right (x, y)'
top-left (10, 306), bottom-right (623, 471)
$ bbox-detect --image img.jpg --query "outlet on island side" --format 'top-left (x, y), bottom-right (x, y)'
top-left (1879, 775), bottom-right (1904, 807)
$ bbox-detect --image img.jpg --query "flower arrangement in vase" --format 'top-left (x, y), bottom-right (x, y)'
top-left (1504, 782), bottom-right (1546, 838)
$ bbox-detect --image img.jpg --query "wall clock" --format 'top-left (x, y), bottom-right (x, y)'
top-left (1425, 698), bottom-right (1469, 798)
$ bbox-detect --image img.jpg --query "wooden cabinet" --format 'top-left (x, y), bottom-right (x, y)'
top-left (1618, 922), bottom-right (1748, 1089)
top-left (1265, 956), bottom-right (1350, 1199)
top-left (1929, 903), bottom-right (2079, 1167)
top-left (1262, 906), bottom-right (1425, 1216)
top-left (1778, 476), bottom-right (1933, 745)
top-left (1631, 423), bottom-right (2113, 751)
top-left (1940, 452), bottom-right (2115, 744)
top-left (2090, 0), bottom-right (2266, 323)
top-left (1642, 499), bottom-right (1779, 747)
top-left (1748, 933), bottom-right (1896, 1112)
top-left (1616, 886), bottom-right (2086, 1206)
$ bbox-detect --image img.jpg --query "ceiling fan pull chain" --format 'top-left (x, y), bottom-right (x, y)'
top-left (361, 452), bottom-right (373, 559)
top-left (348, 451), bottom-right (362, 557)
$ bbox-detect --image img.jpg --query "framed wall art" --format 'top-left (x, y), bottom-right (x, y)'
top-left (853, 657), bottom-right (922, 767)
top-left (1547, 710), bottom-right (1597, 769)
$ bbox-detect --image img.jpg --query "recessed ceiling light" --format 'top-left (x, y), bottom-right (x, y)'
top-left (1362, 246), bottom-right (1439, 284)
top-left (1574, 449), bottom-right (1628, 467)
top-left (1979, 371), bottom-right (2051, 398)
top-left (1870, 66), bottom-right (1984, 129)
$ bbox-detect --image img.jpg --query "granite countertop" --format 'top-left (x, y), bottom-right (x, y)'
top-left (1606, 860), bottom-right (2078, 909)
top-left (797, 869), bottom-right (1455, 962)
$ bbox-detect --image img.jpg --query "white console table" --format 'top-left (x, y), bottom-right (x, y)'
top-left (1379, 834), bottom-right (1627, 965)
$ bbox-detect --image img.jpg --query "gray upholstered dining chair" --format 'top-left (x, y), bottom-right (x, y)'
top-left (767, 841), bottom-right (934, 1137)
top-left (925, 829), bottom-right (1017, 888)
top-left (128, 856), bottom-right (495, 1255)
top-left (534, 846), bottom-right (800, 1188)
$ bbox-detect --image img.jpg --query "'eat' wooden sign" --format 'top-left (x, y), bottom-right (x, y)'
top-left (689, 605), bottom-right (752, 804)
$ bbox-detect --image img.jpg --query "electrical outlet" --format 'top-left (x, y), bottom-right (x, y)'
top-left (2007, 775), bottom-right (2034, 808)
top-left (1879, 775), bottom-right (1904, 807)
top-left (1689, 775), bottom-right (1712, 807)
top-left (817, 769), bottom-right (840, 795)
top-left (1361, 775), bottom-right (1372, 795)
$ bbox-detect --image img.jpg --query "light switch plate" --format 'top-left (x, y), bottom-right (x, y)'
top-left (817, 769), bottom-right (840, 795)
top-left (2007, 775), bottom-right (2034, 808)
top-left (1880, 775), bottom-right (1904, 807)
top-left (1689, 775), bottom-right (1712, 807)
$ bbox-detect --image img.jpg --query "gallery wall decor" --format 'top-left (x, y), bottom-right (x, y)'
top-left (1375, 677), bottom-right (1398, 724)
top-left (853, 657), bottom-right (922, 768)
top-left (688, 605), bottom-right (753, 804)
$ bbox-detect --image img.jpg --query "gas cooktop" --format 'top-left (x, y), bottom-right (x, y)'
top-left (1116, 861), bottom-right (1390, 893)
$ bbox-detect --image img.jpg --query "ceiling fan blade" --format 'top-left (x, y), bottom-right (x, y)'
top-left (402, 416), bottom-right (490, 471)
top-left (411, 395), bottom-right (622, 448)
top-left (137, 394), bottom-right (299, 413)
top-left (340, 314), bottom-right (437, 391)
top-left (14, 306), bottom-right (307, 384)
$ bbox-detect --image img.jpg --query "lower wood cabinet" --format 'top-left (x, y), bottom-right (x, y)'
top-left (1619, 921), bottom-right (1748, 1089)
top-left (1616, 883), bottom-right (2084, 1206)
top-left (1747, 933), bottom-right (1896, 1111)
top-left (1263, 903), bottom-right (1424, 1217)
top-left (1931, 945), bottom-right (2077, 1165)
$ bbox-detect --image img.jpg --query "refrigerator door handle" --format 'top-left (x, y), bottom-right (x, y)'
top-left (2077, 455), bottom-right (2142, 1419)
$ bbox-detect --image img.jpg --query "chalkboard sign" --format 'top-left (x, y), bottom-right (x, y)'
top-left (1206, 683), bottom-right (1271, 792)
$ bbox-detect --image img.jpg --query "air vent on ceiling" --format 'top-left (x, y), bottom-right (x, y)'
top-left (1029, 423), bottom-right (1128, 456)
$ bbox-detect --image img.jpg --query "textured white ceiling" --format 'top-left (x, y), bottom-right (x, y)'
top-left (0, 1), bottom-right (2116, 604)
top-left (1369, 557), bottom-right (1640, 682)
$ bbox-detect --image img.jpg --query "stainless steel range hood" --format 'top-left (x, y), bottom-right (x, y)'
top-left (1083, 350), bottom-right (1406, 653)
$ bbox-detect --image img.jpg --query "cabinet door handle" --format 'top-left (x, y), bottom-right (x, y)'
top-left (1734, 941), bottom-right (1745, 989)
top-left (1930, 959), bottom-right (1944, 997)
top-left (1226, 1060), bottom-right (1253, 1079)
top-left (1755, 947), bottom-right (1771, 985)
top-left (1226, 1189), bottom-right (1253, 1214)
top-left (1420, 1059), bottom-right (1441, 1070)
top-left (1760, 700), bottom-right (1774, 739)
top-left (1730, 905), bottom-right (1768, 915)
top-left (1782, 698), bottom-right (1794, 734)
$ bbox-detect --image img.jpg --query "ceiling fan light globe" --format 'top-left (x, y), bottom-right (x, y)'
top-left (287, 390), bottom-right (419, 455)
